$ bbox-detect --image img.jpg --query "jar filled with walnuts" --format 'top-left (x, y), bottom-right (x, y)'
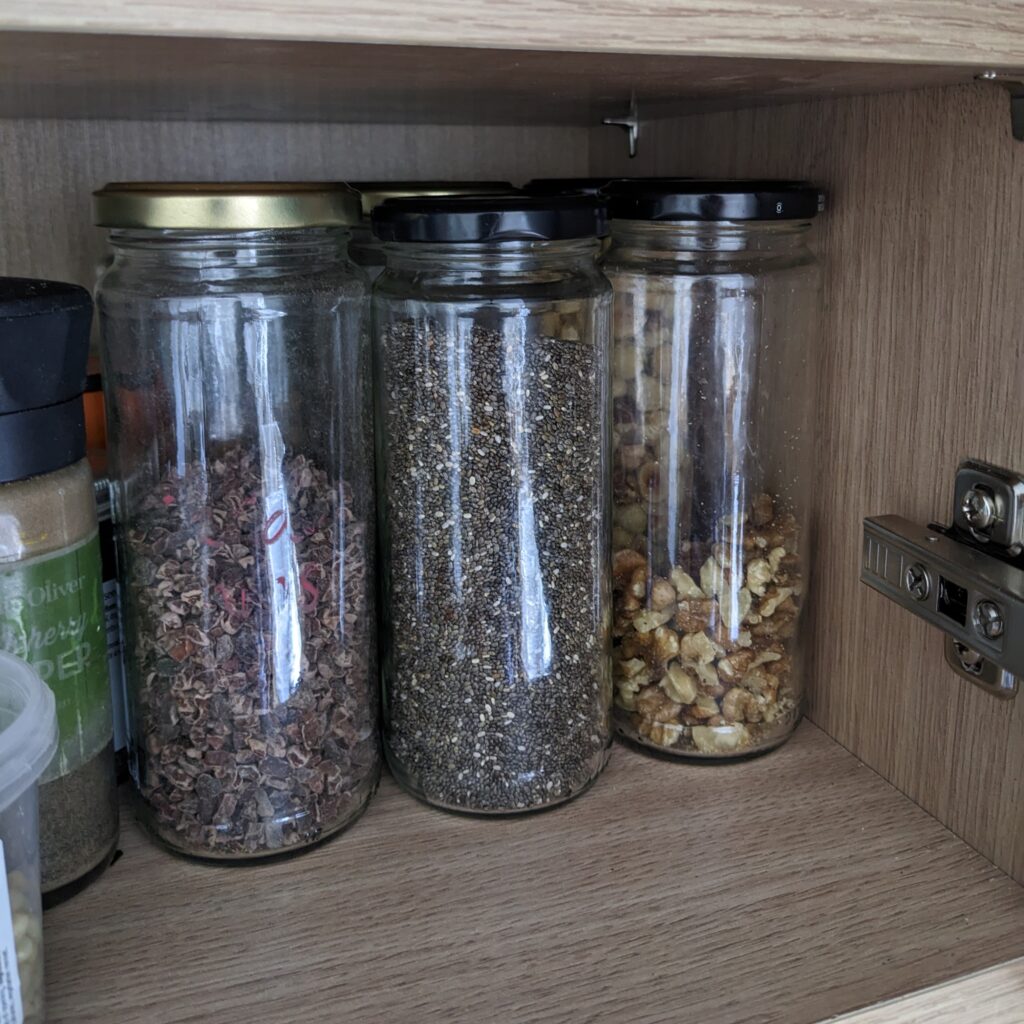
top-left (603, 179), bottom-right (823, 758)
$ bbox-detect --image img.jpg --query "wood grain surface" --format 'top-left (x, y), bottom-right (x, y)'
top-left (836, 958), bottom-right (1024, 1023)
top-left (593, 81), bottom-right (1024, 883)
top-left (0, 117), bottom-right (589, 291)
top-left (44, 724), bottom-right (1024, 1024)
top-left (0, 32), bottom-right (985, 125)
top-left (0, 0), bottom-right (1022, 68)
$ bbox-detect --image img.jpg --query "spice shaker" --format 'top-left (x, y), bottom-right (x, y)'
top-left (95, 182), bottom-right (380, 859)
top-left (372, 193), bottom-right (613, 813)
top-left (349, 181), bottom-right (514, 280)
top-left (0, 277), bottom-right (119, 902)
top-left (603, 179), bottom-right (823, 758)
top-left (0, 651), bottom-right (58, 1024)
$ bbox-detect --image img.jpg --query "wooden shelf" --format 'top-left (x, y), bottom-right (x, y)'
top-left (0, 31), bottom-right (992, 126)
top-left (1, 0), bottom-right (1022, 68)
top-left (45, 723), bottom-right (1024, 1024)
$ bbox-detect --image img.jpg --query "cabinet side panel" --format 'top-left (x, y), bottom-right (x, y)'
top-left (593, 83), bottom-right (1024, 882)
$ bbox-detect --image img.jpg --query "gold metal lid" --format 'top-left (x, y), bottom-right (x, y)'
top-left (350, 181), bottom-right (516, 218)
top-left (93, 182), bottom-right (362, 230)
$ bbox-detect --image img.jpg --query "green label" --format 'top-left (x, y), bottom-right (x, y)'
top-left (0, 534), bottom-right (111, 779)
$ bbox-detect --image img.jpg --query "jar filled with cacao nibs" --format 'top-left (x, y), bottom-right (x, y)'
top-left (372, 193), bottom-right (613, 814)
top-left (603, 180), bottom-right (824, 758)
top-left (94, 183), bottom-right (380, 858)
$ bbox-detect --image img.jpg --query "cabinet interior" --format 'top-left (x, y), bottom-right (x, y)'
top-left (2, 25), bottom-right (1024, 1016)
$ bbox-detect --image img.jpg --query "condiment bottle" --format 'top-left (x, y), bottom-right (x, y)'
top-left (0, 277), bottom-right (118, 902)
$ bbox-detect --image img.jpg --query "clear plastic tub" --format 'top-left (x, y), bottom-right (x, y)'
top-left (0, 651), bottom-right (58, 1024)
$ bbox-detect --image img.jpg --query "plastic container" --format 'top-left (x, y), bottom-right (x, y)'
top-left (95, 182), bottom-right (380, 859)
top-left (0, 651), bottom-right (58, 1024)
top-left (603, 180), bottom-right (823, 758)
top-left (0, 278), bottom-right (119, 902)
top-left (349, 181), bottom-right (514, 280)
top-left (372, 193), bottom-right (613, 813)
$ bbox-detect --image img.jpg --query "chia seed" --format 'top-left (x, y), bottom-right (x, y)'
top-left (379, 317), bottom-right (611, 812)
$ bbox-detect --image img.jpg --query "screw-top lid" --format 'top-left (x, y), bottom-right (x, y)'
top-left (0, 651), bottom-right (58, 814)
top-left (522, 178), bottom-right (615, 196)
top-left (371, 193), bottom-right (608, 243)
top-left (93, 182), bottom-right (362, 230)
top-left (605, 179), bottom-right (825, 222)
top-left (351, 181), bottom-right (515, 218)
top-left (0, 277), bottom-right (92, 484)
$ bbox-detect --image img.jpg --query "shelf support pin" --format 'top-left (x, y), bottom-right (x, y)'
top-left (603, 94), bottom-right (640, 158)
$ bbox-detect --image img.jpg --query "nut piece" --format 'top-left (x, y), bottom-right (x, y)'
top-left (635, 684), bottom-right (681, 723)
top-left (633, 608), bottom-right (675, 634)
top-left (613, 548), bottom-right (647, 585)
top-left (660, 663), bottom-right (698, 704)
top-left (678, 631), bottom-right (717, 665)
top-left (691, 725), bottom-right (749, 754)
top-left (722, 686), bottom-right (760, 723)
top-left (674, 598), bottom-right (714, 634)
top-left (650, 577), bottom-right (677, 610)
top-left (700, 557), bottom-right (728, 599)
top-left (641, 720), bottom-right (685, 748)
top-left (718, 587), bottom-right (752, 630)
top-left (759, 587), bottom-right (794, 618)
top-left (746, 558), bottom-right (773, 597)
top-left (670, 568), bottom-right (704, 598)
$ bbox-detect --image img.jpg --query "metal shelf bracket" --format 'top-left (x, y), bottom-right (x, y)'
top-left (602, 94), bottom-right (639, 158)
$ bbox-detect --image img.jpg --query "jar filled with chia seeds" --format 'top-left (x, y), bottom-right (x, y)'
top-left (603, 180), bottom-right (823, 758)
top-left (94, 183), bottom-right (380, 858)
top-left (0, 278), bottom-right (119, 903)
top-left (349, 181), bottom-right (514, 281)
top-left (372, 194), bottom-right (613, 813)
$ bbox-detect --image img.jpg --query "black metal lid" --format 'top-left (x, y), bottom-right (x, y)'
top-left (605, 179), bottom-right (825, 222)
top-left (0, 278), bottom-right (92, 484)
top-left (371, 193), bottom-right (608, 243)
top-left (522, 178), bottom-right (614, 197)
top-left (351, 181), bottom-right (516, 217)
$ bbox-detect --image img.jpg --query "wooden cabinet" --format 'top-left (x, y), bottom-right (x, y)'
top-left (1, 3), bottom-right (1022, 1020)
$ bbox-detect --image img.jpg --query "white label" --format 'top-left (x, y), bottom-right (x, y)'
top-left (0, 842), bottom-right (23, 1024)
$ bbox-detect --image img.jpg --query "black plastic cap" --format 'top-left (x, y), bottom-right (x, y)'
top-left (605, 179), bottom-right (825, 222)
top-left (522, 178), bottom-right (615, 197)
top-left (371, 193), bottom-right (608, 243)
top-left (0, 278), bottom-right (92, 483)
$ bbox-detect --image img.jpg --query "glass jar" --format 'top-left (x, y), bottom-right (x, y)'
top-left (349, 181), bottom-right (514, 281)
top-left (603, 180), bottom-right (823, 758)
top-left (372, 194), bottom-right (613, 813)
top-left (94, 183), bottom-right (380, 858)
top-left (0, 278), bottom-right (118, 902)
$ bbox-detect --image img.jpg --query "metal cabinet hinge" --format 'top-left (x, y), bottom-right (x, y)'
top-left (977, 71), bottom-right (1024, 142)
top-left (861, 458), bottom-right (1024, 699)
top-left (602, 94), bottom-right (639, 159)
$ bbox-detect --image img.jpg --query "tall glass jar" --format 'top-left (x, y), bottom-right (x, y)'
top-left (603, 180), bottom-right (823, 758)
top-left (372, 194), bottom-right (613, 813)
top-left (349, 182), bottom-right (514, 281)
top-left (94, 183), bottom-right (380, 858)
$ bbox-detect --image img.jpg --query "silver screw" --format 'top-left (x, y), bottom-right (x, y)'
top-left (953, 641), bottom-right (985, 676)
top-left (975, 600), bottom-right (1005, 640)
top-left (961, 486), bottom-right (997, 531)
top-left (904, 563), bottom-right (930, 601)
